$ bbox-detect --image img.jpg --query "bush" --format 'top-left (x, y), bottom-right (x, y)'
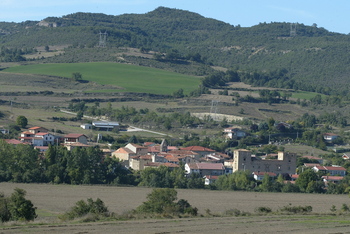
top-left (279, 204), bottom-right (312, 214)
top-left (136, 188), bottom-right (197, 216)
top-left (255, 206), bottom-right (272, 214)
top-left (0, 188), bottom-right (37, 222)
top-left (60, 198), bottom-right (108, 220)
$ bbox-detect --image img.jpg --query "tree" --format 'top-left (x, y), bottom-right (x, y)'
top-left (296, 169), bottom-right (319, 192)
top-left (16, 115), bottom-right (28, 128)
top-left (1, 188), bottom-right (37, 222)
top-left (136, 188), bottom-right (197, 215)
top-left (136, 188), bottom-right (178, 213)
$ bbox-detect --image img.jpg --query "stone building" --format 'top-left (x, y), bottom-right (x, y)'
top-left (233, 149), bottom-right (297, 175)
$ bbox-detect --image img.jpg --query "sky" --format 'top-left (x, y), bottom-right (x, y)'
top-left (1, 0), bottom-right (349, 34)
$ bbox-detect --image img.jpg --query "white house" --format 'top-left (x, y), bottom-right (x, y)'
top-left (323, 133), bottom-right (339, 142)
top-left (204, 175), bottom-right (219, 185)
top-left (35, 132), bottom-right (55, 146)
top-left (185, 162), bottom-right (225, 176)
top-left (80, 124), bottom-right (92, 130)
top-left (313, 165), bottom-right (346, 176)
top-left (223, 127), bottom-right (246, 139)
top-left (64, 133), bottom-right (88, 144)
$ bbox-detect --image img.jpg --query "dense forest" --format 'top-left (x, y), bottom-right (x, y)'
top-left (1, 7), bottom-right (350, 94)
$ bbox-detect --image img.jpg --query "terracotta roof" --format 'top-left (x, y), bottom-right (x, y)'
top-left (165, 155), bottom-right (180, 162)
top-left (148, 146), bottom-right (160, 153)
top-left (167, 146), bottom-right (179, 150)
top-left (204, 175), bottom-right (219, 180)
top-left (35, 132), bottom-right (50, 136)
top-left (290, 174), bottom-right (299, 179)
top-left (113, 147), bottom-right (134, 154)
top-left (21, 131), bottom-right (34, 135)
top-left (302, 155), bottom-right (323, 160)
top-left (29, 126), bottom-right (42, 130)
top-left (322, 176), bottom-right (344, 181)
top-left (144, 142), bottom-right (155, 146)
top-left (167, 150), bottom-right (198, 156)
top-left (315, 166), bottom-right (346, 171)
top-left (34, 146), bottom-right (49, 150)
top-left (4, 139), bottom-right (24, 145)
top-left (181, 146), bottom-right (215, 152)
top-left (64, 133), bottom-right (86, 138)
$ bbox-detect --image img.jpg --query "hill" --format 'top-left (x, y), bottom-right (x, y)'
top-left (1, 7), bottom-right (350, 94)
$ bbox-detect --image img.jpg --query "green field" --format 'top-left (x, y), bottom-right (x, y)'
top-left (291, 91), bottom-right (326, 100)
top-left (3, 62), bottom-right (201, 95)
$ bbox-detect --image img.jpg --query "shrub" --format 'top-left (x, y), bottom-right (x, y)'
top-left (279, 204), bottom-right (312, 214)
top-left (136, 188), bottom-right (198, 216)
top-left (0, 188), bottom-right (37, 222)
top-left (60, 198), bottom-right (108, 220)
top-left (255, 206), bottom-right (272, 214)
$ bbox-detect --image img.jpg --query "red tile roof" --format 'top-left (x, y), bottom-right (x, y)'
top-left (113, 147), bottom-right (134, 154)
top-left (35, 132), bottom-right (50, 136)
top-left (64, 133), bottom-right (86, 138)
top-left (181, 146), bottom-right (215, 152)
top-left (302, 155), bottom-right (323, 160)
top-left (29, 126), bottom-right (42, 130)
top-left (166, 150), bottom-right (198, 156)
top-left (315, 166), bottom-right (346, 171)
top-left (204, 175), bottom-right (219, 180)
top-left (322, 176), bottom-right (344, 181)
top-left (4, 139), bottom-right (25, 145)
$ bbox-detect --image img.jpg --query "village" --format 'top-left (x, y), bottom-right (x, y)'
top-left (2, 121), bottom-right (347, 188)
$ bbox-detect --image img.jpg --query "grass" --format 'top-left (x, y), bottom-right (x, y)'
top-left (291, 91), bottom-right (326, 100)
top-left (3, 62), bottom-right (201, 95)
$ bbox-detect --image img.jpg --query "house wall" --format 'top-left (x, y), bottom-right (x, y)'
top-left (78, 136), bottom-right (88, 144)
top-left (112, 152), bottom-right (131, 161)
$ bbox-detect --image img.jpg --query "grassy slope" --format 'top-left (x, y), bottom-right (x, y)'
top-left (3, 62), bottom-right (200, 95)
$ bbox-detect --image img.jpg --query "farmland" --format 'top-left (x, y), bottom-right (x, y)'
top-left (3, 62), bottom-right (201, 95)
top-left (1, 183), bottom-right (350, 233)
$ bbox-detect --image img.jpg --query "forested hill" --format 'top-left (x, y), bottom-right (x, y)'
top-left (1, 7), bottom-right (350, 93)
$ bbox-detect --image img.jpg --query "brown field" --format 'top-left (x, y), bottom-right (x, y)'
top-left (1, 183), bottom-right (350, 233)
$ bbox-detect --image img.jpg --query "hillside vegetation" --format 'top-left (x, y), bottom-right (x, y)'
top-left (1, 7), bottom-right (350, 95)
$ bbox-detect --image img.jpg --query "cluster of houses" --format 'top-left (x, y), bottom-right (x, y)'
top-left (2, 125), bottom-right (347, 186)
top-left (4, 126), bottom-right (90, 152)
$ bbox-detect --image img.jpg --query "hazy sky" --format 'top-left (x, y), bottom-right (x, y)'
top-left (1, 0), bottom-right (349, 34)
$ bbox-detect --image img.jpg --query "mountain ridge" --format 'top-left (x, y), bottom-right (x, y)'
top-left (1, 7), bottom-right (350, 95)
